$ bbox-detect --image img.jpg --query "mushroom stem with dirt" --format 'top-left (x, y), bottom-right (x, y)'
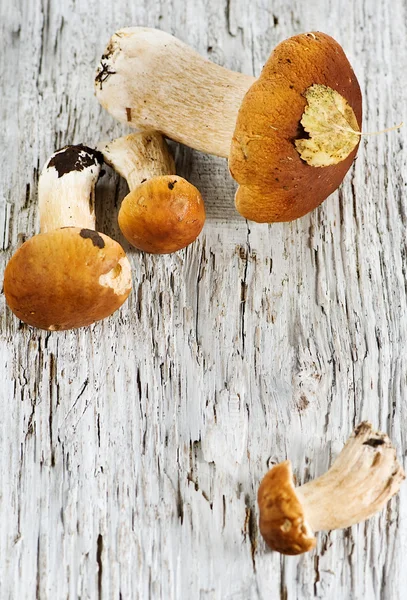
top-left (99, 132), bottom-right (205, 254)
top-left (257, 422), bottom-right (405, 555)
top-left (4, 145), bottom-right (132, 330)
top-left (95, 28), bottom-right (363, 222)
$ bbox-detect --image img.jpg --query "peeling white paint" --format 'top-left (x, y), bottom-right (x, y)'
top-left (1, 0), bottom-right (407, 599)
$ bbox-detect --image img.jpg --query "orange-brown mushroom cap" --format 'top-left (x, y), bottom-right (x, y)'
top-left (118, 175), bottom-right (205, 254)
top-left (257, 461), bottom-right (316, 555)
top-left (229, 32), bottom-right (362, 222)
top-left (4, 227), bottom-right (132, 330)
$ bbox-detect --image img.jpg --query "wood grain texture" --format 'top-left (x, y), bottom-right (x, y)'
top-left (1, 0), bottom-right (406, 598)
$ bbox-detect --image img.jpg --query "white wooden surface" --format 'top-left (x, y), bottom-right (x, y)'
top-left (1, 0), bottom-right (407, 598)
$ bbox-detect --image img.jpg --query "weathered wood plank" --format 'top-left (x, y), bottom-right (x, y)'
top-left (1, 0), bottom-right (407, 598)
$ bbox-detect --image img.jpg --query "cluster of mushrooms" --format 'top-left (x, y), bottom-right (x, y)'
top-left (3, 28), bottom-right (405, 555)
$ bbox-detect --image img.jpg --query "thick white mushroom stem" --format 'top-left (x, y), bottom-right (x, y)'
top-left (95, 27), bottom-right (255, 158)
top-left (297, 422), bottom-right (405, 532)
top-left (99, 132), bottom-right (175, 189)
top-left (39, 145), bottom-right (103, 232)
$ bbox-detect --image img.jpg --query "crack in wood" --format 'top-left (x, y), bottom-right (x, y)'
top-left (97, 534), bottom-right (103, 599)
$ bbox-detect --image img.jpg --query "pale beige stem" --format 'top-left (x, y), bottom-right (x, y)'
top-left (39, 145), bottom-right (103, 233)
top-left (95, 28), bottom-right (255, 158)
top-left (99, 132), bottom-right (175, 190)
top-left (258, 422), bottom-right (404, 555)
top-left (297, 422), bottom-right (405, 532)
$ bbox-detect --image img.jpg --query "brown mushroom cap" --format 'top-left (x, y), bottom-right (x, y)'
top-left (118, 175), bottom-right (205, 254)
top-left (257, 461), bottom-right (316, 555)
top-left (229, 32), bottom-right (362, 222)
top-left (4, 227), bottom-right (131, 330)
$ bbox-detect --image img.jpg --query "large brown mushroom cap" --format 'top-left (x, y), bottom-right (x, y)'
top-left (4, 227), bottom-right (131, 330)
top-left (118, 175), bottom-right (205, 254)
top-left (257, 461), bottom-right (316, 555)
top-left (229, 32), bottom-right (362, 222)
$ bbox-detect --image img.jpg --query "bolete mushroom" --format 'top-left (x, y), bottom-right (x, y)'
top-left (95, 28), bottom-right (362, 222)
top-left (257, 422), bottom-right (405, 555)
top-left (4, 145), bottom-right (132, 330)
top-left (99, 132), bottom-right (205, 254)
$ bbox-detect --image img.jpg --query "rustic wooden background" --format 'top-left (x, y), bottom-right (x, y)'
top-left (1, 0), bottom-right (406, 598)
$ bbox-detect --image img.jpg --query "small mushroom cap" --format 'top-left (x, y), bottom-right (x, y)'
top-left (118, 175), bottom-right (205, 254)
top-left (4, 227), bottom-right (132, 330)
top-left (229, 32), bottom-right (362, 222)
top-left (258, 461), bottom-right (316, 555)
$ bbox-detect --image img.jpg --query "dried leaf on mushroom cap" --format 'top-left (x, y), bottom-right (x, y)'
top-left (295, 84), bottom-right (361, 167)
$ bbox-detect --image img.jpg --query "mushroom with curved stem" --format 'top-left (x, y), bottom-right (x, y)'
top-left (95, 28), bottom-right (363, 223)
top-left (4, 145), bottom-right (132, 331)
top-left (99, 131), bottom-right (205, 254)
top-left (257, 422), bottom-right (405, 556)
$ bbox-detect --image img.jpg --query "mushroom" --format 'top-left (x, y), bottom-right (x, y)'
top-left (4, 145), bottom-right (132, 330)
top-left (95, 28), bottom-right (362, 222)
top-left (99, 132), bottom-right (205, 254)
top-left (257, 422), bottom-right (405, 555)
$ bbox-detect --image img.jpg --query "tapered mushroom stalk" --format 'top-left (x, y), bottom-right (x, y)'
top-left (100, 132), bottom-right (205, 254)
top-left (4, 145), bottom-right (132, 330)
top-left (95, 29), bottom-right (254, 158)
top-left (258, 422), bottom-right (405, 555)
top-left (95, 28), bottom-right (363, 223)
